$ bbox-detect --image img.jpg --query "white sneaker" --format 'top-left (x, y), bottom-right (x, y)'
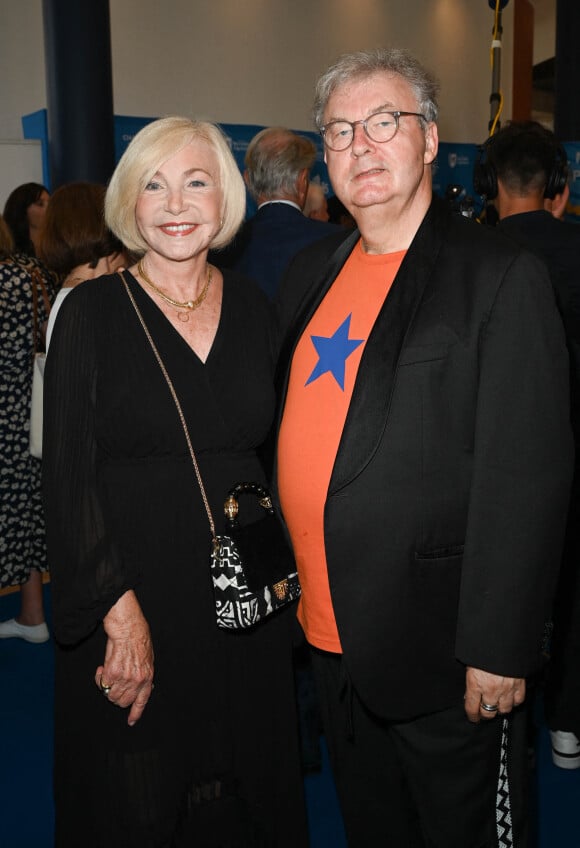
top-left (550, 730), bottom-right (580, 770)
top-left (0, 618), bottom-right (49, 643)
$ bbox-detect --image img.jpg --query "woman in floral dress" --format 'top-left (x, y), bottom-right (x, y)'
top-left (0, 217), bottom-right (53, 642)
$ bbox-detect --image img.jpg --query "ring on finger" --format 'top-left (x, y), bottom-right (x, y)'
top-left (480, 701), bottom-right (499, 713)
top-left (99, 675), bottom-right (112, 696)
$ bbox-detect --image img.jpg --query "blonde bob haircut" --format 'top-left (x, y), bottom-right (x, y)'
top-left (105, 116), bottom-right (246, 254)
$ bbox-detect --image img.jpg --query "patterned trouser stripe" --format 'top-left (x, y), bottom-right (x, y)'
top-left (496, 717), bottom-right (514, 847)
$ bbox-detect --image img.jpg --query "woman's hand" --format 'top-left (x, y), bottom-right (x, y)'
top-left (95, 589), bottom-right (154, 726)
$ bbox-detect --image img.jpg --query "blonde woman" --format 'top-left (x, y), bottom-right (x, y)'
top-left (43, 118), bottom-right (307, 848)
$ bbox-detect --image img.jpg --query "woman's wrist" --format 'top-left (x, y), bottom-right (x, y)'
top-left (103, 589), bottom-right (147, 639)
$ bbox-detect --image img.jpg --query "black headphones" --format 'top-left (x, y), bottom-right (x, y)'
top-left (545, 143), bottom-right (569, 199)
top-left (472, 137), bottom-right (498, 199)
top-left (473, 133), bottom-right (568, 200)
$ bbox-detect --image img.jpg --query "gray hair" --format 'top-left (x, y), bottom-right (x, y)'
top-left (313, 48), bottom-right (439, 130)
top-left (244, 127), bottom-right (317, 201)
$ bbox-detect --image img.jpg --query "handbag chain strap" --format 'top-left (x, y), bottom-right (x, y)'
top-left (119, 271), bottom-right (217, 540)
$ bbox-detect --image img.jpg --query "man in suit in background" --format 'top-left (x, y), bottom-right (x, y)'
top-left (482, 121), bottom-right (580, 772)
top-left (275, 48), bottom-right (573, 846)
top-left (213, 127), bottom-right (339, 299)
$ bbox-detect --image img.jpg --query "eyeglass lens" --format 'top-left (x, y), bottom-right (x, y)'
top-left (324, 112), bottom-right (399, 150)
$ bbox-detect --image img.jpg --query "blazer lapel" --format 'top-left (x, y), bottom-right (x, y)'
top-left (328, 197), bottom-right (452, 494)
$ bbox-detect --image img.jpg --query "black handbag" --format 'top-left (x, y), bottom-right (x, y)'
top-left (212, 481), bottom-right (300, 629)
top-left (121, 273), bottom-right (300, 630)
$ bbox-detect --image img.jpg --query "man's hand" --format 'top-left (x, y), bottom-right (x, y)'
top-left (464, 667), bottom-right (525, 723)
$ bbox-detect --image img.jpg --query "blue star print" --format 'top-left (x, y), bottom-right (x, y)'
top-left (305, 314), bottom-right (364, 391)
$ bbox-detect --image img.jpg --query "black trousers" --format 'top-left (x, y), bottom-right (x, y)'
top-left (311, 648), bottom-right (528, 848)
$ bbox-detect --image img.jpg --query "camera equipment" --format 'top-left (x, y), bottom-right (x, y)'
top-left (444, 184), bottom-right (476, 218)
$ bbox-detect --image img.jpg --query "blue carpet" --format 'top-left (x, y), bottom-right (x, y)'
top-left (1, 585), bottom-right (579, 848)
top-left (0, 588), bottom-right (54, 848)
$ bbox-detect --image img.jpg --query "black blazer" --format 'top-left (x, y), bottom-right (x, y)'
top-left (499, 209), bottom-right (580, 450)
top-left (275, 196), bottom-right (574, 720)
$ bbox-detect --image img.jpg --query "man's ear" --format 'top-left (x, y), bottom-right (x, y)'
top-left (424, 122), bottom-right (439, 166)
top-left (243, 170), bottom-right (251, 189)
top-left (297, 169), bottom-right (310, 207)
top-left (297, 169), bottom-right (309, 192)
top-left (546, 183), bottom-right (570, 220)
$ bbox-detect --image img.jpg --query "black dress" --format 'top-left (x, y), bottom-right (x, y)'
top-left (43, 270), bottom-right (308, 848)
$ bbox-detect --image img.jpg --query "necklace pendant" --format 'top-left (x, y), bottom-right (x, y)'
top-left (137, 259), bottom-right (213, 312)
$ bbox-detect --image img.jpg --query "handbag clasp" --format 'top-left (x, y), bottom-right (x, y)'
top-left (224, 495), bottom-right (239, 521)
top-left (272, 579), bottom-right (289, 601)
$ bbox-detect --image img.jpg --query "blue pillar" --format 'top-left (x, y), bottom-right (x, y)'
top-left (42, 0), bottom-right (115, 187)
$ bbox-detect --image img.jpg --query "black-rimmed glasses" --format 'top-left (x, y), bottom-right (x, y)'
top-left (320, 110), bottom-right (427, 152)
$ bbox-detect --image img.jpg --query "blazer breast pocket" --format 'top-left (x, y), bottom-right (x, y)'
top-left (398, 342), bottom-right (450, 367)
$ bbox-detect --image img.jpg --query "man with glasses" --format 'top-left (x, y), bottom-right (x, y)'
top-left (275, 48), bottom-right (573, 846)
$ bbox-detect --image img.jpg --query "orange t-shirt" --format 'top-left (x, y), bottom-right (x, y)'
top-left (278, 241), bottom-right (405, 652)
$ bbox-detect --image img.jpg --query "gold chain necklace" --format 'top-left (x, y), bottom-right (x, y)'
top-left (137, 259), bottom-right (213, 322)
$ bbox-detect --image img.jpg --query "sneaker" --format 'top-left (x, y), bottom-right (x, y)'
top-left (550, 730), bottom-right (580, 770)
top-left (0, 618), bottom-right (50, 643)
